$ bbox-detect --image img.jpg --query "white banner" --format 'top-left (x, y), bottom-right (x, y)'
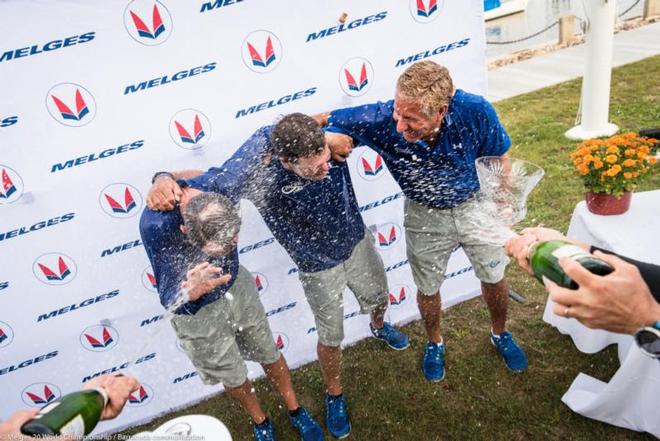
top-left (0, 0), bottom-right (486, 434)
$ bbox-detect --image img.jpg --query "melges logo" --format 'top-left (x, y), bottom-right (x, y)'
top-left (410, 0), bottom-right (442, 23)
top-left (99, 183), bottom-right (143, 218)
top-left (0, 321), bottom-right (14, 349)
top-left (46, 83), bottom-right (96, 127)
top-left (142, 266), bottom-right (158, 292)
top-left (242, 30), bottom-right (282, 73)
top-left (128, 383), bottom-right (154, 406)
top-left (273, 332), bottom-right (289, 352)
top-left (32, 253), bottom-right (77, 286)
top-left (0, 165), bottom-right (24, 205)
top-left (22, 383), bottom-right (61, 407)
top-left (339, 57), bottom-right (374, 97)
top-left (388, 284), bottom-right (412, 306)
top-left (169, 109), bottom-right (211, 150)
top-left (356, 150), bottom-right (386, 181)
top-left (124, 0), bottom-right (173, 45)
top-left (252, 272), bottom-right (268, 294)
top-left (371, 223), bottom-right (402, 250)
top-left (80, 325), bottom-right (119, 352)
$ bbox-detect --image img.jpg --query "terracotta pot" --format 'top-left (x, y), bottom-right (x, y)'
top-left (585, 191), bottom-right (632, 215)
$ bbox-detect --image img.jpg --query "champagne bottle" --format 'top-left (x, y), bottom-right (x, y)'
top-left (21, 388), bottom-right (108, 438)
top-left (529, 240), bottom-right (614, 289)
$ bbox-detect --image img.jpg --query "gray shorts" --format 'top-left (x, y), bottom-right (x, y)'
top-left (170, 265), bottom-right (280, 388)
top-left (299, 230), bottom-right (388, 347)
top-left (404, 197), bottom-right (509, 296)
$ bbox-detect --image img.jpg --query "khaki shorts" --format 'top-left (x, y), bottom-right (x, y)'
top-left (299, 230), bottom-right (388, 347)
top-left (404, 197), bottom-right (508, 296)
top-left (170, 265), bottom-right (280, 388)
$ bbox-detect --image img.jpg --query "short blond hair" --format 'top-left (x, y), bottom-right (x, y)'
top-left (396, 61), bottom-right (454, 117)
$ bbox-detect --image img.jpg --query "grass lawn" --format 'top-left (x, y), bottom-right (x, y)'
top-left (122, 55), bottom-right (660, 440)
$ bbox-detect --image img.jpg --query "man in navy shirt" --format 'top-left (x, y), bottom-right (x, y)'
top-left (140, 189), bottom-right (323, 441)
top-left (146, 113), bottom-right (409, 439)
top-left (316, 60), bottom-right (528, 381)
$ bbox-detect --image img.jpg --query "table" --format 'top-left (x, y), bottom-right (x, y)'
top-left (542, 189), bottom-right (660, 437)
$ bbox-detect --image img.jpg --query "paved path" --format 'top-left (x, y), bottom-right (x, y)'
top-left (487, 22), bottom-right (660, 102)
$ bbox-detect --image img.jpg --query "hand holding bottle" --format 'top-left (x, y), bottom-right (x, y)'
top-left (547, 251), bottom-right (660, 334)
top-left (11, 374), bottom-right (139, 439)
top-left (85, 374), bottom-right (139, 420)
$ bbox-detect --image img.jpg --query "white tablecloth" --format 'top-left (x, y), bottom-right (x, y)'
top-left (542, 189), bottom-right (660, 437)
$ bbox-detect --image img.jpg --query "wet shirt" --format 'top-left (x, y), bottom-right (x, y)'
top-left (187, 126), bottom-right (365, 273)
top-left (328, 89), bottom-right (511, 209)
top-left (139, 208), bottom-right (239, 315)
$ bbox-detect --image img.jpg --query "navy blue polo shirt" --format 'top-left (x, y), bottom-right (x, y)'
top-left (187, 126), bottom-right (365, 273)
top-left (328, 89), bottom-right (511, 209)
top-left (139, 207), bottom-right (240, 315)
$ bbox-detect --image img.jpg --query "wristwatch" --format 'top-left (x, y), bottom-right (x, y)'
top-left (634, 321), bottom-right (660, 359)
top-left (151, 171), bottom-right (175, 184)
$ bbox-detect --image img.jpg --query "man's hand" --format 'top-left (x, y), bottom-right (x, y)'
top-left (547, 252), bottom-right (660, 334)
top-left (504, 232), bottom-right (539, 274)
top-left (0, 409), bottom-right (39, 440)
top-left (325, 132), bottom-right (354, 162)
top-left (146, 175), bottom-right (182, 211)
top-left (182, 262), bottom-right (232, 302)
top-left (505, 227), bottom-right (589, 274)
top-left (84, 374), bottom-right (140, 421)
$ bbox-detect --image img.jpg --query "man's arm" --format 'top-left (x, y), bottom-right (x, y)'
top-left (590, 246), bottom-right (660, 302)
top-left (146, 128), bottom-right (269, 212)
top-left (148, 170), bottom-right (204, 211)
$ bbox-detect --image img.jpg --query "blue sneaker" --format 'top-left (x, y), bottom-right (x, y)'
top-left (325, 394), bottom-right (351, 439)
top-left (289, 407), bottom-right (324, 441)
top-left (422, 341), bottom-right (445, 382)
top-left (490, 331), bottom-right (528, 372)
top-left (370, 322), bottom-right (410, 350)
top-left (253, 419), bottom-right (276, 441)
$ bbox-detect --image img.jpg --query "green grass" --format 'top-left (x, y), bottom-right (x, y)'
top-left (122, 56), bottom-right (660, 440)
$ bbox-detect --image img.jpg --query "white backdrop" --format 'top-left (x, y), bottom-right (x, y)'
top-left (0, 0), bottom-right (487, 434)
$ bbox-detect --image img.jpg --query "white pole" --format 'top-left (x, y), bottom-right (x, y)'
top-left (565, 0), bottom-right (619, 140)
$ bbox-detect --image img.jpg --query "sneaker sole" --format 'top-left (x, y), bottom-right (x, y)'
top-left (490, 338), bottom-right (526, 373)
top-left (330, 424), bottom-right (351, 439)
top-left (423, 370), bottom-right (445, 382)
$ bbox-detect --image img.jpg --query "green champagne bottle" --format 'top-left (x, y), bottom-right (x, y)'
top-left (20, 388), bottom-right (108, 438)
top-left (529, 240), bottom-right (614, 289)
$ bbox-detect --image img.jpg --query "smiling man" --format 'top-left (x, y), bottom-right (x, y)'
top-left (315, 60), bottom-right (527, 382)
top-left (146, 113), bottom-right (409, 439)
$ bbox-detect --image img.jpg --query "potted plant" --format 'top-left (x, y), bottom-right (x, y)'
top-left (569, 132), bottom-right (657, 215)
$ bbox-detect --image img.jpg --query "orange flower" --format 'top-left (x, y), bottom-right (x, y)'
top-left (593, 159), bottom-right (604, 169)
top-left (649, 157), bottom-right (657, 165)
top-left (624, 149), bottom-right (636, 157)
top-left (606, 165), bottom-right (622, 177)
top-left (623, 159), bottom-right (636, 167)
top-left (605, 154), bottom-right (618, 164)
top-left (577, 164), bottom-right (589, 175)
top-left (606, 145), bottom-right (620, 154)
top-left (623, 172), bottom-right (633, 179)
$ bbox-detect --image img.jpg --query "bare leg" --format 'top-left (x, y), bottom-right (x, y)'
top-left (369, 302), bottom-right (388, 329)
top-left (317, 343), bottom-right (342, 396)
top-left (262, 354), bottom-right (299, 411)
top-left (481, 279), bottom-right (509, 335)
top-left (417, 290), bottom-right (442, 343)
top-left (225, 380), bottom-right (267, 424)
